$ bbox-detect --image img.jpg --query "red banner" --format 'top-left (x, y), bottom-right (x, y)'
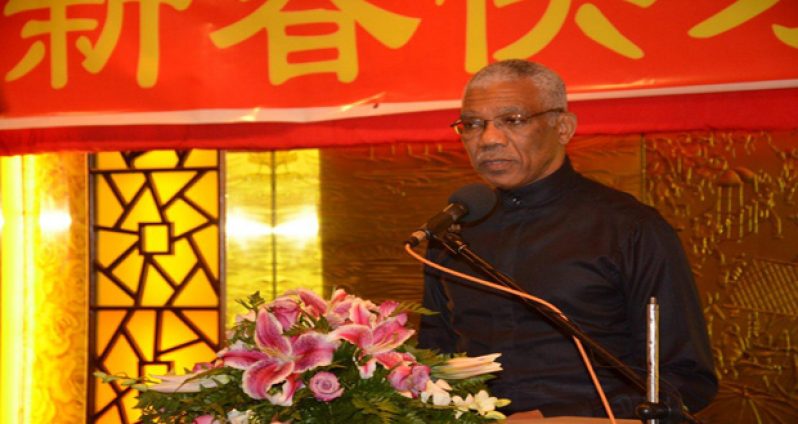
top-left (1, 0), bottom-right (797, 130)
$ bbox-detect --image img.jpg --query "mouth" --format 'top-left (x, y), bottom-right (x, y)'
top-left (478, 158), bottom-right (514, 172)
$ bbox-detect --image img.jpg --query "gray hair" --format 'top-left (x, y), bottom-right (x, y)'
top-left (466, 60), bottom-right (568, 110)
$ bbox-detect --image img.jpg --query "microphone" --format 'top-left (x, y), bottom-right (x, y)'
top-left (406, 183), bottom-right (497, 247)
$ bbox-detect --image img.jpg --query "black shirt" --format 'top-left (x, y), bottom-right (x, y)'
top-left (418, 157), bottom-right (717, 418)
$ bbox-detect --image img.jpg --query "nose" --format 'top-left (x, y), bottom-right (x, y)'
top-left (476, 120), bottom-right (509, 148)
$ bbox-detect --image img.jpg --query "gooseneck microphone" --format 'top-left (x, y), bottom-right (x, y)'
top-left (405, 183), bottom-right (497, 247)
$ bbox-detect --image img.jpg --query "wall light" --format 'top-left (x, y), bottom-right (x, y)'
top-left (39, 209), bottom-right (72, 234)
top-left (226, 206), bottom-right (319, 243)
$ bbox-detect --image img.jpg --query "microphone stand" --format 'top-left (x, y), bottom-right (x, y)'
top-left (434, 231), bottom-right (699, 424)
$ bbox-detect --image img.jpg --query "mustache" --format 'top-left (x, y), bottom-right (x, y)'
top-left (474, 145), bottom-right (511, 163)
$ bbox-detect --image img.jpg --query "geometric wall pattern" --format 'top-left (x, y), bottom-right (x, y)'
top-left (88, 150), bottom-right (223, 424)
top-left (728, 258), bottom-right (798, 316)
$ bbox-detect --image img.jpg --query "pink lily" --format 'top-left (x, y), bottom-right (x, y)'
top-left (330, 314), bottom-right (414, 377)
top-left (329, 288), bottom-right (348, 304)
top-left (351, 298), bottom-right (408, 329)
top-left (193, 415), bottom-right (220, 424)
top-left (325, 289), bottom-right (355, 328)
top-left (296, 289), bottom-right (328, 319)
top-left (388, 363), bottom-right (430, 396)
top-left (348, 300), bottom-right (373, 327)
top-left (377, 300), bottom-right (400, 321)
top-left (269, 297), bottom-right (301, 330)
top-left (264, 374), bottom-right (303, 406)
top-left (221, 311), bottom-right (337, 400)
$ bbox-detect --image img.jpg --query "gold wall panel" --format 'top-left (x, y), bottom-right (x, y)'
top-left (224, 150), bottom-right (322, 325)
top-left (89, 150), bottom-right (222, 424)
top-left (646, 131), bottom-right (798, 424)
top-left (0, 154), bottom-right (88, 424)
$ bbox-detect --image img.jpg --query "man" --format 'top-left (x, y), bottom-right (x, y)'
top-left (418, 60), bottom-right (717, 419)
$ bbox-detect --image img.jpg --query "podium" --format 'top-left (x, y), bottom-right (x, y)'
top-left (506, 417), bottom-right (640, 423)
top-left (505, 411), bottom-right (640, 423)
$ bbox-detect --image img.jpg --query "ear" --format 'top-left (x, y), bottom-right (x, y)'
top-left (556, 112), bottom-right (577, 146)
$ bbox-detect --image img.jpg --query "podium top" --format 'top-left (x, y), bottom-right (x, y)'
top-left (505, 415), bottom-right (640, 423)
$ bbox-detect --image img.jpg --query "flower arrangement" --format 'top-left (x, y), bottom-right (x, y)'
top-left (96, 288), bottom-right (509, 423)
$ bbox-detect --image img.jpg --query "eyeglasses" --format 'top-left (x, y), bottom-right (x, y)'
top-left (450, 108), bottom-right (565, 138)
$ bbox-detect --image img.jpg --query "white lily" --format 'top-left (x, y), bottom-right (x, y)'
top-left (227, 409), bottom-right (254, 424)
top-left (472, 389), bottom-right (510, 416)
top-left (420, 378), bottom-right (452, 406)
top-left (434, 353), bottom-right (503, 379)
top-left (451, 390), bottom-right (510, 420)
top-left (149, 372), bottom-right (230, 393)
top-left (451, 393), bottom-right (474, 419)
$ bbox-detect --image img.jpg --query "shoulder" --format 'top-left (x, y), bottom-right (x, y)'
top-left (567, 173), bottom-right (675, 237)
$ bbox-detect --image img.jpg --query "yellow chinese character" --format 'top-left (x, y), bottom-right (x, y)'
top-left (440, 0), bottom-right (655, 73)
top-left (76, 0), bottom-right (192, 88)
top-left (4, 0), bottom-right (101, 89)
top-left (210, 0), bottom-right (420, 85)
top-left (689, 0), bottom-right (797, 49)
top-left (4, 0), bottom-right (190, 89)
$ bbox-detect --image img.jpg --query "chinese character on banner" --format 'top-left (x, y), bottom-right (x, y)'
top-left (688, 0), bottom-right (798, 48)
top-left (210, 0), bottom-right (420, 85)
top-left (4, 0), bottom-right (191, 89)
top-left (449, 0), bottom-right (656, 72)
top-left (78, 0), bottom-right (192, 88)
top-left (4, 0), bottom-right (99, 89)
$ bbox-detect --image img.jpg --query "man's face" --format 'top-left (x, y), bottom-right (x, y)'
top-left (459, 78), bottom-right (574, 190)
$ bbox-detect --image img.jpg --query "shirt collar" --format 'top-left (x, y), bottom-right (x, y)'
top-left (498, 156), bottom-right (577, 208)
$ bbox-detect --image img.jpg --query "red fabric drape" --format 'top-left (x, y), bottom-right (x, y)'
top-left (1, 88), bottom-right (796, 156)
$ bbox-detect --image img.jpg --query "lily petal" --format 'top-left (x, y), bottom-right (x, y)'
top-left (371, 318), bottom-right (414, 353)
top-left (297, 289), bottom-right (328, 318)
top-left (349, 300), bottom-right (372, 326)
top-left (291, 332), bottom-right (337, 372)
top-left (388, 363), bottom-right (430, 395)
top-left (254, 311), bottom-right (292, 357)
top-left (269, 297), bottom-right (301, 330)
top-left (330, 324), bottom-right (373, 350)
top-left (220, 348), bottom-right (269, 370)
top-left (264, 374), bottom-right (303, 407)
top-left (378, 300), bottom-right (399, 319)
top-left (330, 288), bottom-right (349, 304)
top-left (193, 415), bottom-right (220, 424)
top-left (358, 357), bottom-right (377, 379)
top-left (242, 358), bottom-right (294, 399)
top-left (421, 379), bottom-right (453, 406)
top-left (326, 297), bottom-right (353, 328)
top-left (374, 351), bottom-right (404, 370)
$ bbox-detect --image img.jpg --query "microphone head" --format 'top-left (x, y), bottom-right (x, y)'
top-left (448, 183), bottom-right (497, 223)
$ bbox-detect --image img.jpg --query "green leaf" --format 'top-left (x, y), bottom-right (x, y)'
top-left (394, 302), bottom-right (438, 317)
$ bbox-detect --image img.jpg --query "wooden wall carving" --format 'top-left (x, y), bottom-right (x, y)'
top-left (646, 131), bottom-right (798, 424)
